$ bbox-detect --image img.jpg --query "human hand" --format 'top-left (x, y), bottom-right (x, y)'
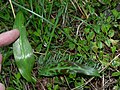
top-left (0, 29), bottom-right (20, 90)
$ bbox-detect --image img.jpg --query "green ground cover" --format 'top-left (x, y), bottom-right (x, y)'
top-left (0, 0), bottom-right (120, 90)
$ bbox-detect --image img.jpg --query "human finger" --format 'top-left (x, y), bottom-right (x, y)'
top-left (0, 83), bottom-right (5, 90)
top-left (0, 29), bottom-right (20, 47)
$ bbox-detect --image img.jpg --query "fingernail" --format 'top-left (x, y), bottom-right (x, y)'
top-left (0, 83), bottom-right (5, 90)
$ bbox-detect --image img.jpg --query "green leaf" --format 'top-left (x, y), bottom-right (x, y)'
top-left (112, 72), bottom-right (120, 76)
top-left (107, 16), bottom-right (111, 22)
top-left (92, 42), bottom-right (98, 53)
top-left (110, 39), bottom-right (119, 45)
top-left (63, 27), bottom-right (70, 35)
top-left (111, 46), bottom-right (116, 54)
top-left (14, 73), bottom-right (21, 80)
top-left (94, 25), bottom-right (100, 34)
top-left (84, 27), bottom-right (90, 34)
top-left (112, 9), bottom-right (119, 18)
top-left (39, 62), bottom-right (100, 77)
top-left (86, 31), bottom-right (95, 41)
top-left (108, 29), bottom-right (114, 37)
top-left (88, 5), bottom-right (95, 15)
top-left (77, 66), bottom-right (100, 77)
top-left (77, 46), bottom-right (81, 52)
top-left (97, 41), bottom-right (103, 49)
top-left (101, 24), bottom-right (111, 34)
top-left (13, 11), bottom-right (35, 82)
top-left (69, 42), bottom-right (75, 50)
top-left (105, 39), bottom-right (111, 47)
top-left (6, 87), bottom-right (15, 90)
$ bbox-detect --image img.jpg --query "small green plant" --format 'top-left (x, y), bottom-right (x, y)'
top-left (1, 0), bottom-right (120, 89)
top-left (13, 11), bottom-right (35, 82)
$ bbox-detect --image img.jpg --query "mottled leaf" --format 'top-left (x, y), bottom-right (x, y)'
top-left (13, 11), bottom-right (35, 82)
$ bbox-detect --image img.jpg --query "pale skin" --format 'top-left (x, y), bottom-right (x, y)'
top-left (0, 29), bottom-right (20, 90)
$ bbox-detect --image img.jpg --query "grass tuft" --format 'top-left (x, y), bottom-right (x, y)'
top-left (0, 0), bottom-right (120, 89)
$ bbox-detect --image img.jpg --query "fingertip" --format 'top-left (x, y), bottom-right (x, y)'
top-left (0, 30), bottom-right (20, 47)
top-left (0, 83), bottom-right (5, 90)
